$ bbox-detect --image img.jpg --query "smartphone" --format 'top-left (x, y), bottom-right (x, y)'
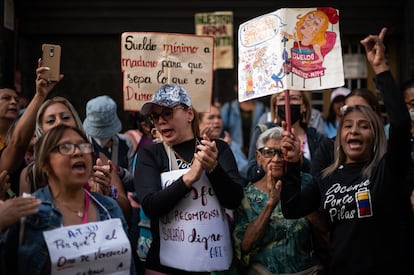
top-left (41, 44), bottom-right (61, 82)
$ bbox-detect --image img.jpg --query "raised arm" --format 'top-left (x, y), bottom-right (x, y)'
top-left (361, 27), bottom-right (410, 167)
top-left (0, 60), bottom-right (63, 173)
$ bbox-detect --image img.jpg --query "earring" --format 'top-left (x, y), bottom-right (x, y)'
top-left (188, 120), bottom-right (192, 123)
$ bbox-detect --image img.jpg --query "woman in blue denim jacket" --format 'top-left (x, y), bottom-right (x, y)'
top-left (4, 125), bottom-right (135, 274)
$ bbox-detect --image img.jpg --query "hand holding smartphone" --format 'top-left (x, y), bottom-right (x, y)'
top-left (41, 44), bottom-right (61, 82)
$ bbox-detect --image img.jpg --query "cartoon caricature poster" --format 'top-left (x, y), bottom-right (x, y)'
top-left (238, 7), bottom-right (344, 102)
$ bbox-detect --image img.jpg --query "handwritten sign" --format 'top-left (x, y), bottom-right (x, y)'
top-left (159, 169), bottom-right (232, 271)
top-left (195, 11), bottom-right (234, 69)
top-left (42, 218), bottom-right (131, 275)
top-left (121, 32), bottom-right (214, 112)
top-left (238, 7), bottom-right (344, 102)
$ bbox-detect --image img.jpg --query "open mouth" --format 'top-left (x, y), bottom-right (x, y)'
top-left (161, 128), bottom-right (174, 137)
top-left (72, 161), bottom-right (87, 173)
top-left (347, 139), bottom-right (363, 150)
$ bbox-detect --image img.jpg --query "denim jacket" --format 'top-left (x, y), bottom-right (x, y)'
top-left (5, 186), bottom-right (135, 274)
top-left (221, 99), bottom-right (268, 150)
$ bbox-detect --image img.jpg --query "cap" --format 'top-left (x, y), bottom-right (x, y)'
top-left (330, 87), bottom-right (351, 102)
top-left (141, 84), bottom-right (192, 115)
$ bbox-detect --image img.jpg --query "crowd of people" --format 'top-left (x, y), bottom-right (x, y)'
top-left (0, 26), bottom-right (413, 275)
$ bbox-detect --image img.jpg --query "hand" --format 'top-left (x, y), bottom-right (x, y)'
top-left (36, 58), bottom-right (64, 97)
top-left (194, 134), bottom-right (219, 173)
top-left (0, 170), bottom-right (10, 200)
top-left (200, 126), bottom-right (214, 140)
top-left (182, 157), bottom-right (203, 188)
top-left (266, 164), bottom-right (282, 206)
top-left (281, 122), bottom-right (302, 162)
top-left (89, 158), bottom-right (112, 195)
top-left (0, 197), bottom-right (41, 231)
top-left (360, 27), bottom-right (388, 74)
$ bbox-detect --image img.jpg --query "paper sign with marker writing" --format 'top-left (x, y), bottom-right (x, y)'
top-left (121, 32), bottom-right (214, 112)
top-left (42, 218), bottom-right (131, 275)
top-left (195, 11), bottom-right (234, 69)
top-left (159, 169), bottom-right (232, 271)
top-left (238, 7), bottom-right (344, 102)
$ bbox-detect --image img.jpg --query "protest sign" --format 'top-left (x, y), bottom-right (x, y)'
top-left (195, 11), bottom-right (234, 69)
top-left (121, 32), bottom-right (214, 112)
top-left (43, 218), bottom-right (131, 275)
top-left (159, 169), bottom-right (232, 271)
top-left (238, 7), bottom-right (344, 102)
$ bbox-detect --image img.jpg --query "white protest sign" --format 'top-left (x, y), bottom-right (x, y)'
top-left (159, 169), bottom-right (232, 272)
top-left (121, 32), bottom-right (214, 112)
top-left (238, 7), bottom-right (344, 102)
top-left (42, 218), bottom-right (131, 275)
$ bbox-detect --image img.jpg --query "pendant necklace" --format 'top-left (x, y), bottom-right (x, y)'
top-left (58, 190), bottom-right (90, 222)
top-left (173, 138), bottom-right (198, 168)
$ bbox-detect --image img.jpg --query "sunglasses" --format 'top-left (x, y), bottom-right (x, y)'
top-left (150, 106), bottom-right (186, 123)
top-left (258, 147), bottom-right (284, 159)
top-left (340, 104), bottom-right (372, 115)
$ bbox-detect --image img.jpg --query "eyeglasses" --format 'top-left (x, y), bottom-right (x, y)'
top-left (258, 147), bottom-right (284, 159)
top-left (150, 106), bottom-right (186, 123)
top-left (54, 143), bottom-right (93, 156)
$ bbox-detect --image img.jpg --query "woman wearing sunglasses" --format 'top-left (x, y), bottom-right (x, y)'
top-left (5, 125), bottom-right (135, 274)
top-left (135, 84), bottom-right (243, 274)
top-left (233, 127), bottom-right (322, 275)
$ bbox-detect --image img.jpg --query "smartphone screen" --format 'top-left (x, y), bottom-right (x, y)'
top-left (41, 44), bottom-right (61, 82)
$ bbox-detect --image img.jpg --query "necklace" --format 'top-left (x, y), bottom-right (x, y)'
top-left (174, 151), bottom-right (194, 165)
top-left (60, 202), bottom-right (84, 218)
top-left (57, 190), bottom-right (90, 222)
top-left (173, 138), bottom-right (198, 167)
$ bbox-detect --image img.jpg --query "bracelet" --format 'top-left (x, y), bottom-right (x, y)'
top-left (108, 185), bottom-right (119, 200)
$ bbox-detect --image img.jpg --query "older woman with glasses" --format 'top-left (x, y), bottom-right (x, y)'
top-left (134, 84), bottom-right (243, 274)
top-left (233, 127), bottom-right (322, 275)
top-left (4, 125), bottom-right (135, 274)
top-left (247, 90), bottom-right (326, 183)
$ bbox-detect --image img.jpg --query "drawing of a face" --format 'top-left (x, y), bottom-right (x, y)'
top-left (301, 12), bottom-right (325, 38)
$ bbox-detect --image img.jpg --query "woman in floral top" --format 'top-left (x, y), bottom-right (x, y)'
top-left (233, 127), bottom-right (321, 275)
